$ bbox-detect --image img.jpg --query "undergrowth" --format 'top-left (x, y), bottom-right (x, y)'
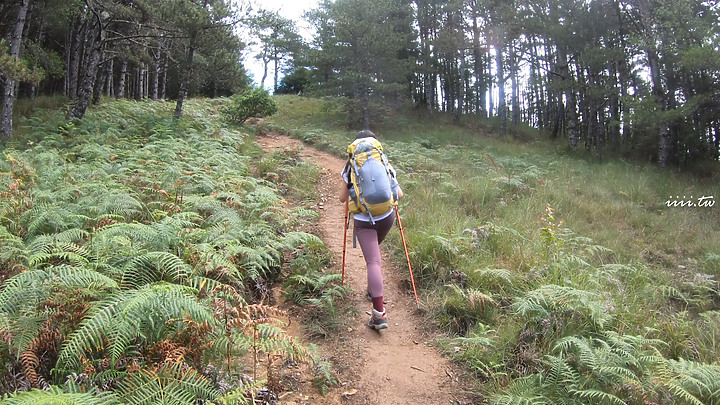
top-left (0, 98), bottom-right (334, 402)
top-left (265, 95), bottom-right (720, 405)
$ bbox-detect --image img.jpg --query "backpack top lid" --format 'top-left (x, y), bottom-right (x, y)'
top-left (347, 136), bottom-right (383, 157)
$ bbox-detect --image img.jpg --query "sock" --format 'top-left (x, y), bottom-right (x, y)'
top-left (372, 296), bottom-right (384, 313)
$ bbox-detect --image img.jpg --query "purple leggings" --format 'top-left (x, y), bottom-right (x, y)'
top-left (354, 211), bottom-right (396, 299)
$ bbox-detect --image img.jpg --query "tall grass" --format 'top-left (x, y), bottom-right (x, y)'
top-left (265, 95), bottom-right (720, 404)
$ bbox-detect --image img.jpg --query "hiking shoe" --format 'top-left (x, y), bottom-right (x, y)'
top-left (367, 308), bottom-right (388, 331)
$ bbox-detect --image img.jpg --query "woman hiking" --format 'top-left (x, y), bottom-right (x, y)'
top-left (339, 130), bottom-right (403, 330)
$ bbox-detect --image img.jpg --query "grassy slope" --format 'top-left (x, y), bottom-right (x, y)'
top-left (264, 95), bottom-right (720, 402)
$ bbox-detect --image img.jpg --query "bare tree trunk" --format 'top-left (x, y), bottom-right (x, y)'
top-left (92, 60), bottom-right (105, 105)
top-left (68, 16), bottom-right (104, 120)
top-left (260, 53), bottom-right (269, 90)
top-left (453, 51), bottom-right (465, 122)
top-left (273, 49), bottom-right (279, 92)
top-left (135, 64), bottom-right (144, 101)
top-left (104, 58), bottom-right (113, 97)
top-left (496, 45), bottom-right (506, 134)
top-left (144, 65), bottom-right (149, 99)
top-left (151, 61), bottom-right (159, 100)
top-left (471, 7), bottom-right (486, 117)
top-left (175, 40), bottom-right (196, 118)
top-left (649, 49), bottom-right (672, 166)
top-left (487, 49), bottom-right (493, 117)
top-left (1, 0), bottom-right (31, 139)
top-left (159, 52), bottom-right (168, 100)
top-left (117, 59), bottom-right (127, 98)
top-left (67, 17), bottom-right (85, 100)
top-left (509, 42), bottom-right (520, 127)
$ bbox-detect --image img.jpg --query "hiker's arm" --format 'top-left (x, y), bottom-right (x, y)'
top-left (339, 162), bottom-right (351, 203)
top-left (396, 186), bottom-right (404, 199)
top-left (339, 180), bottom-right (349, 203)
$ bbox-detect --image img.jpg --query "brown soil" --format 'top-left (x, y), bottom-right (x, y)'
top-left (257, 133), bottom-right (472, 405)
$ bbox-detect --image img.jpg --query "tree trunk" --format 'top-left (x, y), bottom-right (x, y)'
top-left (117, 59), bottom-right (127, 98)
top-left (273, 49), bottom-right (279, 92)
top-left (104, 58), bottom-right (113, 97)
top-left (160, 52), bottom-right (168, 100)
top-left (175, 38), bottom-right (196, 118)
top-left (92, 60), bottom-right (105, 105)
top-left (67, 17), bottom-right (85, 99)
top-left (260, 53), bottom-right (269, 90)
top-left (471, 8), bottom-right (486, 117)
top-left (649, 49), bottom-right (672, 166)
top-left (151, 61), bottom-right (159, 101)
top-left (509, 42), bottom-right (520, 127)
top-left (453, 51), bottom-right (465, 122)
top-left (135, 64), bottom-right (143, 101)
top-left (1, 0), bottom-right (31, 139)
top-left (68, 17), bottom-right (103, 120)
top-left (487, 50), bottom-right (493, 117)
top-left (361, 90), bottom-right (370, 130)
top-left (496, 45), bottom-right (506, 134)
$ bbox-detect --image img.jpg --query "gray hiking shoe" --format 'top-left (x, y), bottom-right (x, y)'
top-left (367, 308), bottom-right (388, 330)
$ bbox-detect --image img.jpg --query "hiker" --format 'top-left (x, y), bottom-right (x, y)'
top-left (339, 130), bottom-right (403, 330)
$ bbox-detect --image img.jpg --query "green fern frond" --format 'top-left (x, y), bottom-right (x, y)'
top-left (21, 204), bottom-right (80, 236)
top-left (117, 363), bottom-right (220, 405)
top-left (1, 385), bottom-right (120, 404)
top-left (121, 251), bottom-right (193, 288)
top-left (56, 283), bottom-right (214, 372)
top-left (567, 388), bottom-right (627, 405)
top-left (78, 189), bottom-right (144, 220)
top-left (513, 284), bottom-right (612, 329)
top-left (489, 375), bottom-right (551, 405)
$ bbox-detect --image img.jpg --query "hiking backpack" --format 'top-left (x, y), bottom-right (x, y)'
top-left (346, 137), bottom-right (398, 223)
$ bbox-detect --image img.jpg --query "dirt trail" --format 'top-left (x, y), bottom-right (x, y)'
top-left (257, 133), bottom-right (468, 405)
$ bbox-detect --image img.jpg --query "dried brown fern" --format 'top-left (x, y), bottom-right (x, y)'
top-left (20, 327), bottom-right (62, 388)
top-left (150, 339), bottom-right (189, 365)
top-left (209, 284), bottom-right (309, 382)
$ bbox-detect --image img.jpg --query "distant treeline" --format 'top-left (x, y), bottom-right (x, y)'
top-left (2, 0), bottom-right (720, 169)
top-left (296, 0), bottom-right (720, 168)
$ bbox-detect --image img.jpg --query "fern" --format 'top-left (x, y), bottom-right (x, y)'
top-left (1, 385), bottom-right (120, 404)
top-left (117, 363), bottom-right (220, 405)
top-left (0, 265), bottom-right (117, 315)
top-left (56, 283), bottom-right (214, 372)
top-left (490, 375), bottom-right (552, 405)
top-left (513, 284), bottom-right (612, 330)
top-left (121, 251), bottom-right (193, 288)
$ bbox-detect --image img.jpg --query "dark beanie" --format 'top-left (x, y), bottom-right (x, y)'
top-left (356, 130), bottom-right (376, 139)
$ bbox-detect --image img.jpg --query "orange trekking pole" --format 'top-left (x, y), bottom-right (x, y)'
top-left (394, 206), bottom-right (419, 305)
top-left (341, 200), bottom-right (349, 285)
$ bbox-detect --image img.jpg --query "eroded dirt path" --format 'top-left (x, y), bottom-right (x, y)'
top-left (257, 133), bottom-right (468, 405)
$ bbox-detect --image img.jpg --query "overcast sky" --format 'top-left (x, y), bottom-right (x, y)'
top-left (242, 0), bottom-right (320, 88)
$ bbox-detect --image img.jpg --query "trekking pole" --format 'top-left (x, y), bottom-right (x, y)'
top-left (341, 200), bottom-right (349, 285)
top-left (394, 206), bottom-right (419, 305)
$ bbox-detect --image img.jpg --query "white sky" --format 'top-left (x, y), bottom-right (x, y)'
top-left (241, 0), bottom-right (320, 88)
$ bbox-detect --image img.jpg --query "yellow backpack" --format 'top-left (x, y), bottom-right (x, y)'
top-left (346, 138), bottom-right (397, 223)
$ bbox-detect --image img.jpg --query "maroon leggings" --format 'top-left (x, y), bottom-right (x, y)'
top-left (354, 211), bottom-right (396, 301)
